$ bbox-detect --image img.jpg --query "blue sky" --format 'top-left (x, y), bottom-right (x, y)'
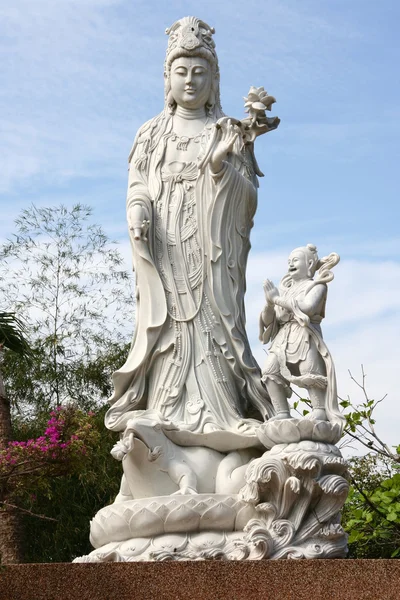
top-left (1, 0), bottom-right (399, 450)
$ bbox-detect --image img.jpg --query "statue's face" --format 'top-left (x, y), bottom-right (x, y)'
top-left (170, 56), bottom-right (212, 110)
top-left (287, 250), bottom-right (311, 281)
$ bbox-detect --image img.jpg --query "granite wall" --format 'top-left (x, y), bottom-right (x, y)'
top-left (0, 560), bottom-right (399, 600)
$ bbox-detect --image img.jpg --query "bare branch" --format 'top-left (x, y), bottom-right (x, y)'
top-left (0, 500), bottom-right (58, 522)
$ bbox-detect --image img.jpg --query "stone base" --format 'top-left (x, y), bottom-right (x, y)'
top-left (1, 561), bottom-right (400, 599)
top-left (88, 494), bottom-right (257, 549)
top-left (76, 441), bottom-right (349, 563)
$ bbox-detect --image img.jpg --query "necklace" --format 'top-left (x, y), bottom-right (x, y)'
top-left (170, 132), bottom-right (201, 151)
top-left (171, 119), bottom-right (211, 151)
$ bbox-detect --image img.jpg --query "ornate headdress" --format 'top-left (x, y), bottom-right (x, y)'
top-left (163, 17), bottom-right (222, 116)
top-left (164, 17), bottom-right (219, 77)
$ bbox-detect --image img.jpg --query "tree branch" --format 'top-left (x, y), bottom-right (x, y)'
top-left (0, 500), bottom-right (58, 522)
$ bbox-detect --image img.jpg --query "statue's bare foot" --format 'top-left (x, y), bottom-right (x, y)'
top-left (268, 411), bottom-right (293, 421)
top-left (172, 487), bottom-right (198, 496)
top-left (304, 408), bottom-right (327, 421)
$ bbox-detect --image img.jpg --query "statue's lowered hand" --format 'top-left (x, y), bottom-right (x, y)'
top-left (128, 204), bottom-right (150, 241)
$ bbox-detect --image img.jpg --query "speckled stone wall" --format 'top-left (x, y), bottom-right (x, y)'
top-left (0, 560), bottom-right (399, 600)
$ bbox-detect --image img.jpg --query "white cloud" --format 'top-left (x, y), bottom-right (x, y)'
top-left (326, 259), bottom-right (400, 326)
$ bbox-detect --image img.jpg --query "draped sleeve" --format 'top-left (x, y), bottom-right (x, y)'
top-left (200, 145), bottom-right (274, 419)
top-left (105, 118), bottom-right (168, 430)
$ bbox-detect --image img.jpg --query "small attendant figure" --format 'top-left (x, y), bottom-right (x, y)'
top-left (260, 244), bottom-right (345, 429)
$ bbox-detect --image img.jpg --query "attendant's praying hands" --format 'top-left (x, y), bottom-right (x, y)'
top-left (263, 279), bottom-right (279, 305)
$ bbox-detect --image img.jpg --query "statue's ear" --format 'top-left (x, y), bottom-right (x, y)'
top-left (167, 90), bottom-right (176, 114)
top-left (206, 88), bottom-right (216, 116)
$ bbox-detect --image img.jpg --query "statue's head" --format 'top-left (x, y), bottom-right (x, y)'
top-left (164, 17), bottom-right (221, 116)
top-left (287, 244), bottom-right (319, 281)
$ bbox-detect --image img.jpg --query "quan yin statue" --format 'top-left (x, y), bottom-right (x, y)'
top-left (75, 18), bottom-right (349, 563)
top-left (105, 18), bottom-right (279, 445)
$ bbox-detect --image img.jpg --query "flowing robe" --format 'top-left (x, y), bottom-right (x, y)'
top-left (105, 112), bottom-right (273, 451)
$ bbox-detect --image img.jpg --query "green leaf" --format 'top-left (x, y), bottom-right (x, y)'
top-left (348, 531), bottom-right (364, 543)
top-left (386, 512), bottom-right (398, 522)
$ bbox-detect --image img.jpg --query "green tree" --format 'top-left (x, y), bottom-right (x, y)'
top-left (343, 453), bottom-right (400, 558)
top-left (0, 204), bottom-right (133, 562)
top-left (1, 404), bottom-right (106, 563)
top-left (0, 203), bottom-right (134, 415)
top-left (0, 312), bottom-right (32, 563)
top-left (337, 368), bottom-right (400, 558)
top-left (12, 405), bottom-right (121, 563)
top-left (0, 313), bottom-right (32, 442)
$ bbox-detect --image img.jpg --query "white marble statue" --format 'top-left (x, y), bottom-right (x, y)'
top-left (260, 244), bottom-right (345, 428)
top-left (75, 18), bottom-right (349, 563)
top-left (104, 17), bottom-right (279, 451)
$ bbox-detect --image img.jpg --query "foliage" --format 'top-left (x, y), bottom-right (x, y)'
top-left (338, 368), bottom-right (397, 462)
top-left (0, 204), bottom-right (133, 562)
top-left (0, 313), bottom-right (32, 357)
top-left (338, 369), bottom-right (400, 558)
top-left (0, 203), bottom-right (134, 413)
top-left (2, 339), bottom-right (130, 415)
top-left (1, 406), bottom-right (100, 501)
top-left (342, 454), bottom-right (400, 558)
top-left (11, 405), bottom-right (121, 562)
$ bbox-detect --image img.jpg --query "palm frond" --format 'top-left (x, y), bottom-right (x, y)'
top-left (0, 312), bottom-right (32, 356)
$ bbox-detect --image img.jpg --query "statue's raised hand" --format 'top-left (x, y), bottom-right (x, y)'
top-left (209, 119), bottom-right (239, 174)
top-left (128, 203), bottom-right (150, 242)
top-left (263, 279), bottom-right (279, 305)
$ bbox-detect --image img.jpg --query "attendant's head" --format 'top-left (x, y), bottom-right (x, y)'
top-left (164, 17), bottom-right (222, 116)
top-left (287, 244), bottom-right (319, 281)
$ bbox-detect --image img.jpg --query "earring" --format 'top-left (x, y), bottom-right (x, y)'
top-left (206, 89), bottom-right (216, 116)
top-left (167, 90), bottom-right (176, 114)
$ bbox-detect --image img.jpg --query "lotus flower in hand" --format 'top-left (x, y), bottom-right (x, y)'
top-left (244, 86), bottom-right (276, 125)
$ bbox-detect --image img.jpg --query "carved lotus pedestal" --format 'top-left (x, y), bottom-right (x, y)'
top-left (76, 494), bottom-right (259, 561)
top-left (75, 415), bottom-right (349, 562)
